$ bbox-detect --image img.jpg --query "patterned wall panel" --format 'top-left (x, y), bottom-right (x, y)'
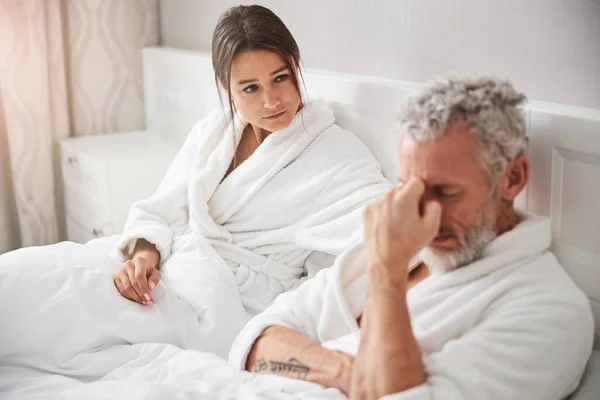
top-left (67, 0), bottom-right (159, 135)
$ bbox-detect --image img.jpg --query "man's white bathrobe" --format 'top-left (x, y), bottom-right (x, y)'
top-left (229, 214), bottom-right (595, 400)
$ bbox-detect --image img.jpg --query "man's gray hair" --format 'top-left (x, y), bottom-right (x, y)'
top-left (399, 76), bottom-right (528, 184)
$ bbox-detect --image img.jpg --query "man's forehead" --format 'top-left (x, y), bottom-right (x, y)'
top-left (400, 131), bottom-right (478, 158)
top-left (398, 132), bottom-right (484, 184)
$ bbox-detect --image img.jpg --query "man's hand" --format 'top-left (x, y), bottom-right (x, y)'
top-left (351, 180), bottom-right (438, 399)
top-left (362, 177), bottom-right (441, 288)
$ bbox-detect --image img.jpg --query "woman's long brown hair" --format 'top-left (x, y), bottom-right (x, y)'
top-left (211, 5), bottom-right (305, 167)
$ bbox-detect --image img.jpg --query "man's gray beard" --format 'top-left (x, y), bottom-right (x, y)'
top-left (418, 202), bottom-right (498, 276)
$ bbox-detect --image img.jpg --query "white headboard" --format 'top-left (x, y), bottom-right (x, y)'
top-left (142, 47), bottom-right (221, 140)
top-left (142, 46), bottom-right (600, 344)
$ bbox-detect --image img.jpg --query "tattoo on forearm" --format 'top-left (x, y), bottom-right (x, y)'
top-left (268, 358), bottom-right (310, 380)
top-left (253, 356), bottom-right (268, 372)
top-left (253, 357), bottom-right (310, 379)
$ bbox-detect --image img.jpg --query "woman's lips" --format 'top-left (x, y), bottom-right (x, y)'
top-left (264, 110), bottom-right (286, 120)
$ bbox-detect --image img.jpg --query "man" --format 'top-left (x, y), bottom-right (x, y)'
top-left (228, 76), bottom-right (594, 400)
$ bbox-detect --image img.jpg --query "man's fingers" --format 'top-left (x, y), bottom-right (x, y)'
top-left (423, 200), bottom-right (442, 239)
top-left (400, 177), bottom-right (426, 209)
top-left (390, 178), bottom-right (425, 220)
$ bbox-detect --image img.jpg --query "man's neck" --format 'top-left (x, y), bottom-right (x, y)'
top-left (495, 204), bottom-right (519, 236)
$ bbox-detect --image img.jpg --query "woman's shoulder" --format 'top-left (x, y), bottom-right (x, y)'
top-left (313, 122), bottom-right (378, 161)
top-left (301, 101), bottom-right (373, 157)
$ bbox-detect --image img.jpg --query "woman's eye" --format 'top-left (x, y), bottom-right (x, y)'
top-left (243, 85), bottom-right (259, 94)
top-left (274, 74), bottom-right (289, 83)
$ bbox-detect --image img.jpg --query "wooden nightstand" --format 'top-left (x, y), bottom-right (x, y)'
top-left (59, 131), bottom-right (181, 243)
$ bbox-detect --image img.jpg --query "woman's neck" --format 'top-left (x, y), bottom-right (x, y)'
top-left (248, 125), bottom-right (270, 144)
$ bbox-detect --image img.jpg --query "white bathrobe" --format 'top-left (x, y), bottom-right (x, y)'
top-left (229, 214), bottom-right (595, 400)
top-left (117, 99), bottom-right (391, 318)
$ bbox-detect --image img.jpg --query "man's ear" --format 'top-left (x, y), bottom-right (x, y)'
top-left (499, 155), bottom-right (530, 201)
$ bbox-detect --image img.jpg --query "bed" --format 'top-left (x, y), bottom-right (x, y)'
top-left (0, 46), bottom-right (598, 399)
top-left (144, 45), bottom-right (600, 345)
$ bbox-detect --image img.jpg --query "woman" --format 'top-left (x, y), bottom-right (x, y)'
top-left (0, 5), bottom-right (390, 371)
top-left (112, 4), bottom-right (390, 326)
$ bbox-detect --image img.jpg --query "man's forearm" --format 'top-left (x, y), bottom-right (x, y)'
top-left (364, 263), bottom-right (425, 397)
top-left (246, 325), bottom-right (353, 394)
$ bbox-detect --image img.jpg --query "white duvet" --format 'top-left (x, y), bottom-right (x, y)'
top-left (0, 236), bottom-right (348, 400)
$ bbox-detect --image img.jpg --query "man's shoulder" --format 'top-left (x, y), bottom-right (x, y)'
top-left (510, 251), bottom-right (588, 301)
top-left (486, 250), bottom-right (593, 329)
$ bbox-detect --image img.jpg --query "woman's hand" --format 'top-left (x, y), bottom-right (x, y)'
top-left (113, 240), bottom-right (161, 305)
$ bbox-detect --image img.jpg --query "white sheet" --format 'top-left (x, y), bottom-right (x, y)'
top-left (229, 213), bottom-right (595, 400)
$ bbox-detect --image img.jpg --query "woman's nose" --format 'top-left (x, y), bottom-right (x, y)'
top-left (263, 89), bottom-right (280, 109)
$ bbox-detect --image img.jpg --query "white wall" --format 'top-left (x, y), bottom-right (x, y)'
top-left (159, 0), bottom-right (600, 109)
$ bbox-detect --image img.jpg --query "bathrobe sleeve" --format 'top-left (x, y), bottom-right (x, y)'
top-left (228, 265), bottom-right (335, 370)
top-left (115, 114), bottom-right (215, 264)
top-left (380, 285), bottom-right (594, 400)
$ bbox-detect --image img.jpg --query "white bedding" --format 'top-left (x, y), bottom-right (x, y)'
top-left (0, 236), bottom-right (346, 399)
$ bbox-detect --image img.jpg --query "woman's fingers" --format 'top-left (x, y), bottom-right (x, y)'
top-left (118, 270), bottom-right (144, 304)
top-left (133, 259), bottom-right (153, 304)
top-left (112, 258), bottom-right (161, 306)
top-left (147, 268), bottom-right (161, 292)
top-left (113, 275), bottom-right (132, 301)
top-left (124, 261), bottom-right (146, 303)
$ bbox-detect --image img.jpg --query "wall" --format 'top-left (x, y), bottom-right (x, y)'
top-left (159, 0), bottom-right (600, 109)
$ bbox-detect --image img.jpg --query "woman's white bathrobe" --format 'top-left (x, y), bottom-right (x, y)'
top-left (229, 214), bottom-right (595, 400)
top-left (115, 99), bottom-right (392, 348)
